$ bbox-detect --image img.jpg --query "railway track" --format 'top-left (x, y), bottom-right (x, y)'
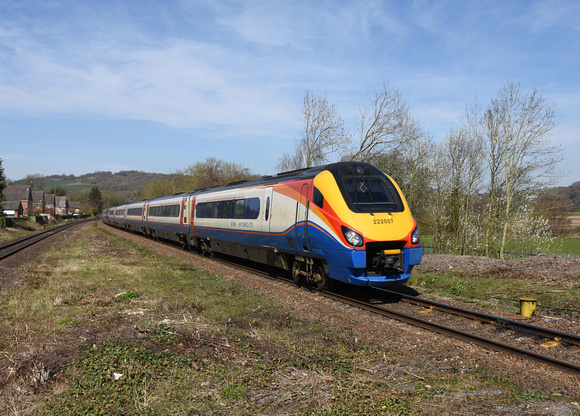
top-left (208, 253), bottom-right (580, 376)
top-left (329, 288), bottom-right (580, 375)
top-left (101, 225), bottom-right (580, 377)
top-left (0, 219), bottom-right (94, 260)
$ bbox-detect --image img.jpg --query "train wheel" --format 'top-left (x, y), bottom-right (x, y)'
top-left (291, 260), bottom-right (302, 286)
top-left (179, 236), bottom-right (189, 251)
top-left (313, 263), bottom-right (328, 291)
top-left (200, 240), bottom-right (213, 257)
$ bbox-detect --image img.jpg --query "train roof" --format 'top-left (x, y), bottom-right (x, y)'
top-left (193, 161), bottom-right (384, 195)
top-left (193, 164), bottom-right (325, 195)
top-left (105, 161), bottom-right (385, 209)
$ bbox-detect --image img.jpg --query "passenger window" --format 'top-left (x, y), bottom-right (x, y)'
top-left (223, 200), bottom-right (234, 218)
top-left (265, 197), bottom-right (270, 221)
top-left (212, 201), bottom-right (223, 218)
top-left (234, 200), bottom-right (245, 219)
top-left (244, 197), bottom-right (260, 219)
top-left (196, 203), bottom-right (205, 218)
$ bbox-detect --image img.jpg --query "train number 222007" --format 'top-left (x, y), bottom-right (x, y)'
top-left (373, 218), bottom-right (394, 225)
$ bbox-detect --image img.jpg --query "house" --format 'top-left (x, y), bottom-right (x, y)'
top-left (2, 186), bottom-right (33, 217)
top-left (31, 191), bottom-right (45, 214)
top-left (55, 196), bottom-right (68, 215)
top-left (69, 201), bottom-right (81, 215)
top-left (1, 201), bottom-right (23, 218)
top-left (45, 194), bottom-right (55, 215)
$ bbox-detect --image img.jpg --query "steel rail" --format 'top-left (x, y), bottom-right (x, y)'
top-left (206, 255), bottom-right (580, 374)
top-left (372, 287), bottom-right (580, 347)
top-left (112, 229), bottom-right (580, 376)
top-left (322, 290), bottom-right (580, 376)
top-left (0, 219), bottom-right (95, 260)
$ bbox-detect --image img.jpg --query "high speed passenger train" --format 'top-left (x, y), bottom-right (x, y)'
top-left (103, 162), bottom-right (423, 290)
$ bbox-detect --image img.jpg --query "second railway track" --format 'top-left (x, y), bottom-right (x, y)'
top-left (0, 219), bottom-right (95, 260)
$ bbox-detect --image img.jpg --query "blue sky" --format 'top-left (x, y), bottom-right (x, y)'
top-left (1, 0), bottom-right (579, 186)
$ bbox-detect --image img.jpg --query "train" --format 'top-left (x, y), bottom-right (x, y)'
top-left (102, 161), bottom-right (423, 290)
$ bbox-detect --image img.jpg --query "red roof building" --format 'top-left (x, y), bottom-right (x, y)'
top-left (2, 186), bottom-right (33, 217)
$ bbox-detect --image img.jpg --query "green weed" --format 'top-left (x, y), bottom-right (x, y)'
top-left (408, 271), bottom-right (580, 319)
top-left (0, 223), bottom-right (577, 415)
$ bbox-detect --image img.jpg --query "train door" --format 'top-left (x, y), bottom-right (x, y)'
top-left (141, 203), bottom-right (146, 228)
top-left (261, 187), bottom-right (274, 246)
top-left (296, 183), bottom-right (310, 252)
top-left (189, 196), bottom-right (196, 234)
top-left (180, 197), bottom-right (187, 233)
top-left (143, 202), bottom-right (150, 234)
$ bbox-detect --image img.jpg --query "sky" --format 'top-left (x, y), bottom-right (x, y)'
top-left (1, 0), bottom-right (579, 187)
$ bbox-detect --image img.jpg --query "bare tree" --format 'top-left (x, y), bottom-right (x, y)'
top-left (277, 149), bottom-right (304, 172)
top-left (376, 136), bottom-right (434, 217)
top-left (445, 127), bottom-right (485, 255)
top-left (280, 84), bottom-right (423, 171)
top-left (181, 157), bottom-right (255, 190)
top-left (459, 101), bottom-right (486, 255)
top-left (347, 83), bottom-right (423, 163)
top-left (278, 90), bottom-right (348, 170)
top-left (21, 174), bottom-right (46, 191)
top-left (429, 142), bottom-right (451, 253)
top-left (487, 81), bottom-right (562, 259)
top-left (482, 104), bottom-right (507, 257)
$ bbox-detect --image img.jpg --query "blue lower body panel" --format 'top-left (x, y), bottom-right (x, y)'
top-left (321, 245), bottom-right (423, 287)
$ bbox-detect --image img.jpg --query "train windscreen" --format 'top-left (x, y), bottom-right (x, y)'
top-left (341, 175), bottom-right (404, 213)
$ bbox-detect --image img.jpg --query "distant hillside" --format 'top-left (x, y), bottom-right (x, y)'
top-left (12, 171), bottom-right (177, 194)
top-left (546, 181), bottom-right (580, 212)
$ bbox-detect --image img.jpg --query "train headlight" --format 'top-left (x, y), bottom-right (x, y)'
top-left (341, 226), bottom-right (364, 247)
top-left (411, 226), bottom-right (420, 245)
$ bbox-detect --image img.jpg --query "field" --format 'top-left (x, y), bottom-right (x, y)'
top-left (0, 223), bottom-right (579, 414)
top-left (44, 179), bottom-right (94, 192)
top-left (561, 237), bottom-right (580, 256)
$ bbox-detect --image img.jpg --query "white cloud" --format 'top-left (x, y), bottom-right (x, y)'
top-left (0, 27), bottom-right (298, 129)
top-left (215, 1), bottom-right (304, 49)
top-left (1, 0), bottom-right (579, 185)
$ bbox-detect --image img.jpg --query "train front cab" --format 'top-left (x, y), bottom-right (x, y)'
top-left (308, 163), bottom-right (423, 288)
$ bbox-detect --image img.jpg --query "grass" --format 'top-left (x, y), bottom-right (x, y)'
top-left (560, 237), bottom-right (580, 256)
top-left (0, 223), bottom-right (578, 414)
top-left (421, 235), bottom-right (580, 257)
top-left (0, 218), bottom-right (46, 242)
top-left (408, 270), bottom-right (580, 320)
top-left (44, 179), bottom-right (94, 192)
